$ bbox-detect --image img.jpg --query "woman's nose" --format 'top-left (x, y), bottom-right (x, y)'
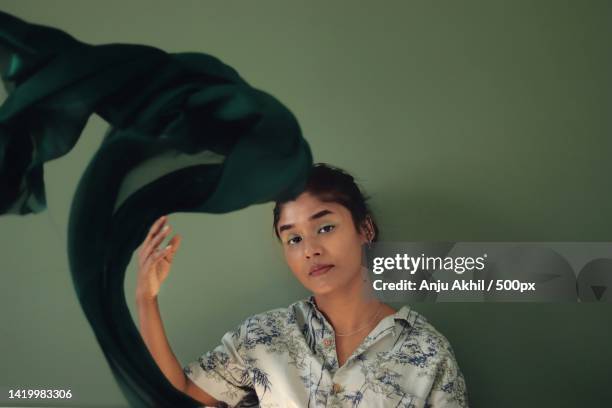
top-left (303, 238), bottom-right (323, 259)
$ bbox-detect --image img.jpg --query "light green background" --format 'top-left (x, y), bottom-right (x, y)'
top-left (1, 1), bottom-right (611, 407)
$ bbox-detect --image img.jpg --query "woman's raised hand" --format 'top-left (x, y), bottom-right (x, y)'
top-left (136, 215), bottom-right (182, 302)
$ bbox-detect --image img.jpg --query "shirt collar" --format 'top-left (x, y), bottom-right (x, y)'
top-left (304, 295), bottom-right (413, 327)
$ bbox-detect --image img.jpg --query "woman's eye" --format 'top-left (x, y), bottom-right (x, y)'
top-left (287, 236), bottom-right (301, 245)
top-left (286, 225), bottom-right (334, 245)
top-left (319, 224), bottom-right (335, 234)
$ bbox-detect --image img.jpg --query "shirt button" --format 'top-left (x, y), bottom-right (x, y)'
top-left (332, 383), bottom-right (343, 394)
top-left (323, 338), bottom-right (333, 347)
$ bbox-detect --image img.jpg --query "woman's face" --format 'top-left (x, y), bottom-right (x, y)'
top-left (276, 192), bottom-right (370, 296)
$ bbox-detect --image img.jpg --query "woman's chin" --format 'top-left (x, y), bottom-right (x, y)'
top-left (308, 284), bottom-right (335, 296)
top-left (309, 281), bottom-right (352, 297)
top-left (307, 280), bottom-right (342, 296)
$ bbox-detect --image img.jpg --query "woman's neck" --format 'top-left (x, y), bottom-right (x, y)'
top-left (312, 281), bottom-right (395, 335)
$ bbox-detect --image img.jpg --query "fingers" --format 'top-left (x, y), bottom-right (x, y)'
top-left (152, 246), bottom-right (170, 262)
top-left (146, 215), bottom-right (167, 242)
top-left (138, 215), bottom-right (170, 264)
top-left (164, 234), bottom-right (182, 263)
top-left (145, 244), bottom-right (171, 268)
top-left (144, 223), bottom-right (172, 256)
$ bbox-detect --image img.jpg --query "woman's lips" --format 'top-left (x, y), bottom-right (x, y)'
top-left (309, 265), bottom-right (333, 277)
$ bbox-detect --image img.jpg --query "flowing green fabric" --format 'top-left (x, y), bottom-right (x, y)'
top-left (0, 11), bottom-right (312, 407)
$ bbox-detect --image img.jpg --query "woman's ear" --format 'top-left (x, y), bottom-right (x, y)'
top-left (362, 215), bottom-right (375, 242)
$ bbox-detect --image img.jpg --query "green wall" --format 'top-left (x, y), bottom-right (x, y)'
top-left (1, 1), bottom-right (610, 407)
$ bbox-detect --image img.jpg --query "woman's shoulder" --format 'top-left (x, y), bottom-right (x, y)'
top-left (235, 300), bottom-right (305, 334)
top-left (395, 306), bottom-right (458, 358)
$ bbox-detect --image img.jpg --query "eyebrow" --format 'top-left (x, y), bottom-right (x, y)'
top-left (278, 209), bottom-right (334, 234)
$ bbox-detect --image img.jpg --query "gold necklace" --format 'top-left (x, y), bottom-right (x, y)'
top-left (334, 304), bottom-right (384, 337)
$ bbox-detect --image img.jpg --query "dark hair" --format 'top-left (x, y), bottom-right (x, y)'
top-left (273, 163), bottom-right (379, 242)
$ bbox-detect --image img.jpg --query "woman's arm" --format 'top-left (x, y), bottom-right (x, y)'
top-left (135, 216), bottom-right (220, 406)
top-left (136, 295), bottom-right (220, 406)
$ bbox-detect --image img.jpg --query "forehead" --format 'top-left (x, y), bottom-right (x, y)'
top-left (277, 192), bottom-right (349, 224)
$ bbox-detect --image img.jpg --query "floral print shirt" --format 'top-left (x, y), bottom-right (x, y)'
top-left (183, 296), bottom-right (468, 407)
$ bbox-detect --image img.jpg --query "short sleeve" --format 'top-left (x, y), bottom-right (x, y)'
top-left (183, 322), bottom-right (255, 407)
top-left (425, 346), bottom-right (469, 408)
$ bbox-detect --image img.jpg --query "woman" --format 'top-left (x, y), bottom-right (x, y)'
top-left (136, 163), bottom-right (469, 408)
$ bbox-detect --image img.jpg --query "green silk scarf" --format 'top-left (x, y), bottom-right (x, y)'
top-left (0, 11), bottom-right (312, 407)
